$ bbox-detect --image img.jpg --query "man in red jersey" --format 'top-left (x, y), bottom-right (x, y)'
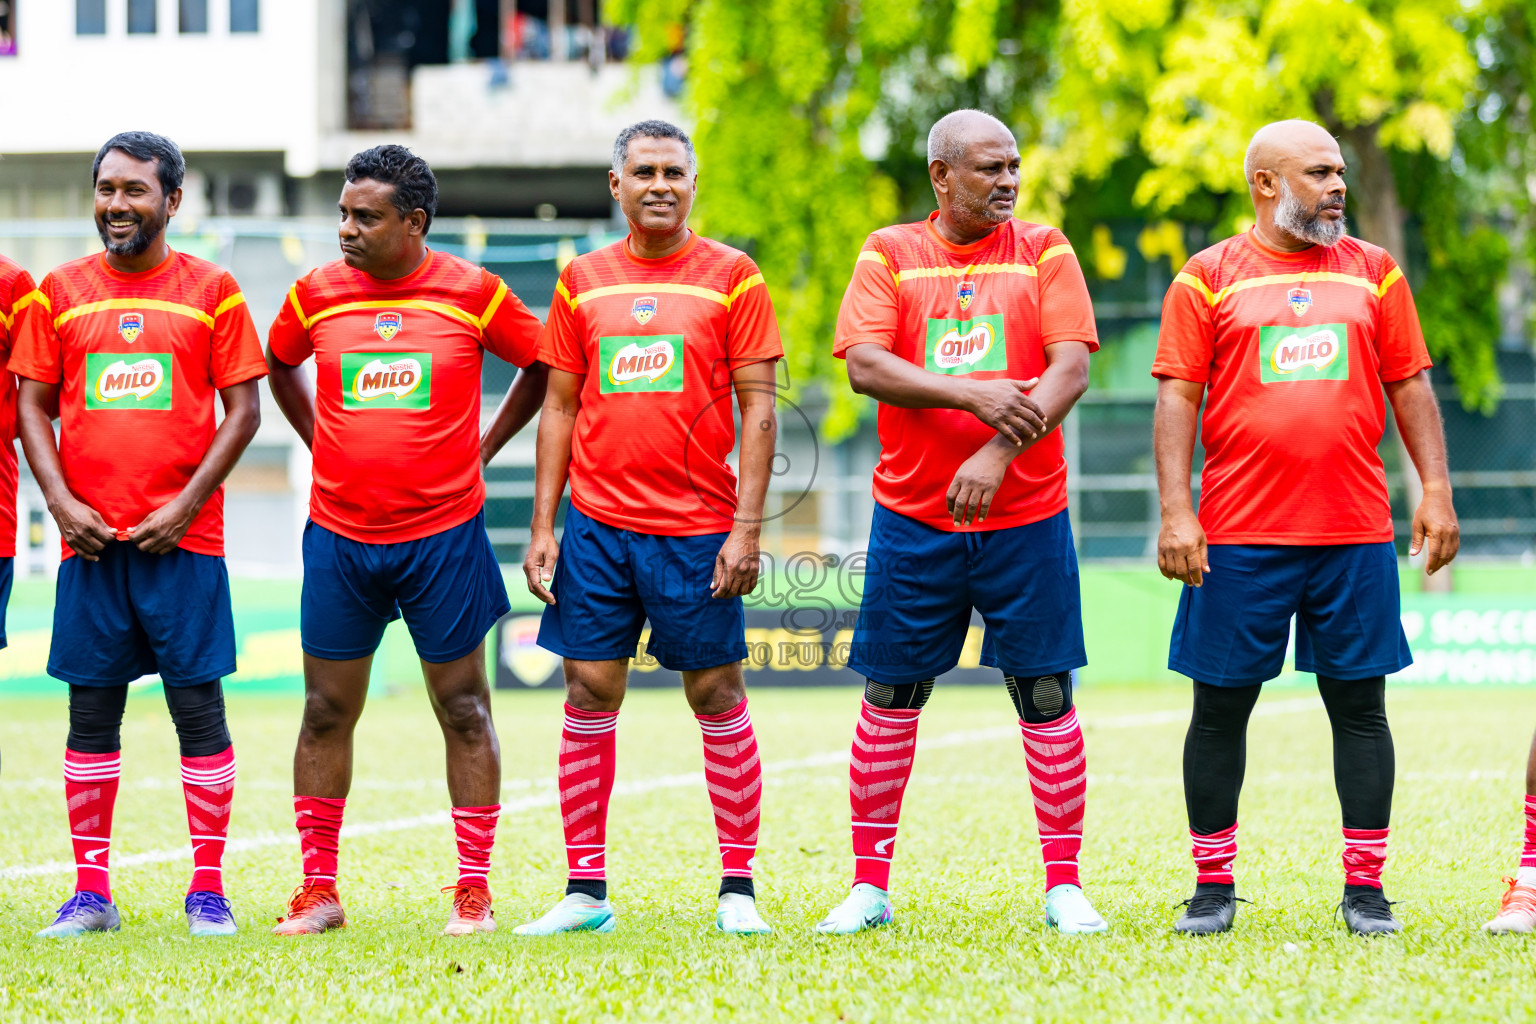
top-left (11, 132), bottom-right (265, 939)
top-left (266, 146), bottom-right (547, 937)
top-left (1154, 120), bottom-right (1458, 936)
top-left (0, 253), bottom-right (34, 655)
top-left (814, 109), bottom-right (1105, 936)
top-left (517, 120), bottom-right (781, 936)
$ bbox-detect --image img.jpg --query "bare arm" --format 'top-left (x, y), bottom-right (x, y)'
top-left (481, 361), bottom-right (550, 467)
top-left (1385, 369), bottom-right (1459, 574)
top-left (946, 341), bottom-right (1091, 526)
top-left (522, 367), bottom-right (582, 604)
top-left (845, 342), bottom-right (1045, 446)
top-left (17, 378), bottom-right (115, 560)
top-left (713, 360), bottom-right (777, 598)
top-left (1153, 376), bottom-right (1208, 586)
top-left (265, 347), bottom-right (315, 450)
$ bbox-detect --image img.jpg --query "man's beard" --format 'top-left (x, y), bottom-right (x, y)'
top-left (96, 207), bottom-right (166, 258)
top-left (1275, 177), bottom-right (1346, 246)
top-left (953, 185), bottom-right (1014, 225)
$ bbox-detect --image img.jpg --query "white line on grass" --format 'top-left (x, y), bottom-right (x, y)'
top-left (0, 695), bottom-right (1324, 881)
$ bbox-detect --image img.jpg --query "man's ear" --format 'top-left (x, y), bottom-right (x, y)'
top-left (929, 160), bottom-right (950, 198)
top-left (165, 187), bottom-right (183, 217)
top-left (608, 169), bottom-right (622, 202)
top-left (408, 208), bottom-right (429, 236)
top-left (1252, 168), bottom-right (1279, 200)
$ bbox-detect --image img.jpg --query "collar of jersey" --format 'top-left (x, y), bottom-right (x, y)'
top-left (1242, 228), bottom-right (1324, 263)
top-left (923, 212), bottom-right (1007, 257)
top-left (98, 248), bottom-right (178, 283)
top-left (622, 230), bottom-right (698, 267)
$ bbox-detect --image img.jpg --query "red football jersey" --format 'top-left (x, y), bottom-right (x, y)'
top-left (1152, 230), bottom-right (1432, 544)
top-left (8, 250), bottom-right (266, 558)
top-left (268, 250), bottom-right (543, 543)
top-left (539, 232), bottom-right (783, 536)
top-left (834, 213), bottom-right (1099, 532)
top-left (0, 255), bottom-right (35, 559)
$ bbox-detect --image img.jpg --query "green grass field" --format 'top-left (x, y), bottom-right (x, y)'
top-left (1, 683), bottom-right (1533, 1022)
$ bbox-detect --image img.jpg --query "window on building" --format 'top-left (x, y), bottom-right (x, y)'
top-left (180, 0), bottom-right (208, 33)
top-left (76, 0), bottom-right (106, 35)
top-left (127, 0), bottom-right (156, 34)
top-left (230, 0), bottom-right (258, 33)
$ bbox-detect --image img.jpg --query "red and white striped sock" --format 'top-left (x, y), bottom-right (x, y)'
top-left (64, 749), bottom-right (121, 899)
top-left (451, 805), bottom-right (500, 888)
top-left (1342, 827), bottom-right (1389, 888)
top-left (1519, 795), bottom-right (1536, 874)
top-left (849, 701), bottom-right (920, 891)
top-left (294, 795), bottom-right (345, 886)
top-left (1191, 823), bottom-right (1238, 885)
top-left (696, 699), bottom-right (762, 880)
top-left (180, 746), bottom-right (235, 895)
top-left (560, 705), bottom-right (618, 884)
top-left (1020, 708), bottom-right (1087, 890)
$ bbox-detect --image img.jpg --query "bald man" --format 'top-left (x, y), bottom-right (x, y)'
top-left (1152, 119), bottom-right (1458, 936)
top-left (817, 109), bottom-right (1105, 935)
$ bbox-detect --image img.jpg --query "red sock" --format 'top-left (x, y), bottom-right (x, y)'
top-left (560, 705), bottom-right (617, 883)
top-left (1342, 827), bottom-right (1389, 888)
top-left (294, 795), bottom-right (345, 886)
top-left (1521, 795), bottom-right (1536, 870)
top-left (1191, 823), bottom-right (1238, 885)
top-left (452, 805), bottom-right (500, 887)
top-left (849, 701), bottom-right (920, 891)
top-left (181, 746), bottom-right (235, 895)
top-left (696, 699), bottom-right (762, 879)
top-left (1020, 707), bottom-right (1087, 890)
top-left (64, 749), bottom-right (121, 899)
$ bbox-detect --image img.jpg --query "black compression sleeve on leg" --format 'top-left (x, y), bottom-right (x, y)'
top-left (1183, 681), bottom-right (1262, 835)
top-left (1004, 673), bottom-right (1075, 724)
top-left (863, 678), bottom-right (934, 711)
top-left (1316, 674), bottom-right (1393, 830)
top-left (163, 680), bottom-right (233, 757)
top-left (66, 685), bottom-right (130, 754)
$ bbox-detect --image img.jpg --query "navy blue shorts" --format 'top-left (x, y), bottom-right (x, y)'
top-left (301, 510), bottom-right (510, 664)
top-left (849, 504), bottom-right (1086, 686)
top-left (49, 544), bottom-right (236, 687)
top-left (1169, 542), bottom-right (1412, 687)
top-left (0, 556), bottom-right (12, 649)
top-left (537, 505), bottom-right (747, 672)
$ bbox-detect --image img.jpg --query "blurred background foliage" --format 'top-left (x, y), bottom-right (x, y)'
top-left (608, 0), bottom-right (1536, 436)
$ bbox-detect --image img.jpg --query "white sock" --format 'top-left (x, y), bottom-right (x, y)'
top-left (1516, 866), bottom-right (1536, 887)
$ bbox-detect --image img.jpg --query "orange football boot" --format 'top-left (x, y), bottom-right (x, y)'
top-left (442, 883), bottom-right (496, 936)
top-left (273, 881), bottom-right (347, 936)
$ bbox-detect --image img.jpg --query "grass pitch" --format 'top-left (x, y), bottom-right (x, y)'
top-left (1, 683), bottom-right (1533, 1022)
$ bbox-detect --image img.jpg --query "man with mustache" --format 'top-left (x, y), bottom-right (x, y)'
top-left (1153, 119), bottom-right (1458, 935)
top-left (817, 109), bottom-right (1104, 935)
top-left (10, 131), bottom-right (266, 937)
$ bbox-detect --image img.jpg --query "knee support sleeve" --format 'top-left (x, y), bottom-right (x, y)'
top-left (863, 677), bottom-right (934, 711)
top-left (1004, 672), bottom-right (1075, 724)
top-left (163, 680), bottom-right (233, 757)
top-left (67, 685), bottom-right (130, 754)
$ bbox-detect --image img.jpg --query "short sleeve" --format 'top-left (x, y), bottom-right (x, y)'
top-left (1036, 232), bottom-right (1100, 351)
top-left (210, 272), bottom-right (267, 388)
top-left (537, 267), bottom-right (588, 375)
top-left (724, 256), bottom-right (783, 365)
top-left (7, 276), bottom-right (64, 384)
top-left (0, 267), bottom-right (36, 363)
top-left (477, 270), bottom-right (544, 368)
top-left (1375, 254), bottom-right (1432, 383)
top-left (1151, 260), bottom-right (1217, 383)
top-left (267, 279), bottom-right (316, 366)
top-left (833, 237), bottom-right (900, 358)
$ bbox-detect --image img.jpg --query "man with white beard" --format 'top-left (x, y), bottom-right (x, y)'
top-left (1150, 119), bottom-right (1458, 936)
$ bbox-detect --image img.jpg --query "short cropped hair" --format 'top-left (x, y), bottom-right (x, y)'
top-left (92, 131), bottom-right (185, 195)
top-left (926, 109), bottom-right (1010, 166)
top-left (345, 145), bottom-right (439, 232)
top-left (611, 120), bottom-right (697, 177)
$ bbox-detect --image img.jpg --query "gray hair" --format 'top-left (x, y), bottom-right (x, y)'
top-left (926, 109), bottom-right (1011, 166)
top-left (612, 120), bottom-right (697, 177)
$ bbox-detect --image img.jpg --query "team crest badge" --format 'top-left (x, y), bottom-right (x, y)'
top-left (957, 280), bottom-right (975, 312)
top-left (632, 296), bottom-right (657, 326)
top-left (1288, 287), bottom-right (1312, 317)
top-left (117, 312), bottom-right (144, 343)
top-left (373, 311), bottom-right (403, 341)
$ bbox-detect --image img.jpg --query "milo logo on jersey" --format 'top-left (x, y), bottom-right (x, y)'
top-left (85, 353), bottom-right (172, 410)
top-left (341, 352), bottom-right (433, 409)
top-left (1259, 323), bottom-right (1349, 383)
top-left (925, 314), bottom-right (1007, 375)
top-left (599, 335), bottom-right (685, 393)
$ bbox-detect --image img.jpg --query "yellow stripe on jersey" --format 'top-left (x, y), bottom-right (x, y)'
top-left (478, 279), bottom-right (510, 328)
top-left (554, 278), bottom-right (575, 311)
top-left (1175, 270), bottom-right (1393, 307)
top-left (54, 297), bottom-right (215, 330)
top-left (1173, 271), bottom-right (1215, 304)
top-left (1377, 266), bottom-right (1404, 297)
top-left (857, 249), bottom-right (898, 285)
top-left (726, 273), bottom-right (765, 307)
top-left (894, 262), bottom-right (1038, 283)
top-left (305, 298), bottom-right (483, 332)
top-left (286, 286), bottom-right (310, 328)
top-left (1037, 243), bottom-right (1075, 264)
top-left (213, 292), bottom-right (247, 318)
top-left (0, 309), bottom-right (9, 331)
top-left (566, 281), bottom-right (732, 309)
top-left (17, 289), bottom-right (49, 314)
